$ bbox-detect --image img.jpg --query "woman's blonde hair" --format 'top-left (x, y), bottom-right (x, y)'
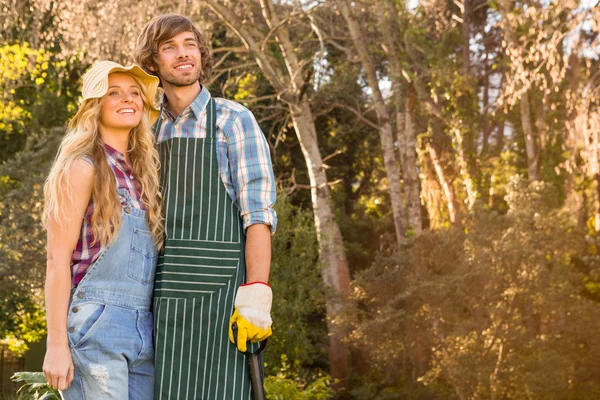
top-left (43, 73), bottom-right (164, 248)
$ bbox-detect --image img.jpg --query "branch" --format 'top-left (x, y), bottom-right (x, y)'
top-left (237, 93), bottom-right (283, 105)
top-left (260, 10), bottom-right (301, 52)
top-left (203, 0), bottom-right (288, 92)
top-left (322, 148), bottom-right (344, 163)
top-left (287, 168), bottom-right (343, 194)
top-left (322, 101), bottom-right (379, 129)
top-left (212, 51), bottom-right (232, 70)
top-left (205, 62), bottom-right (257, 88)
top-left (259, 0), bottom-right (304, 90)
top-left (326, 39), bottom-right (359, 63)
top-left (211, 46), bottom-right (248, 54)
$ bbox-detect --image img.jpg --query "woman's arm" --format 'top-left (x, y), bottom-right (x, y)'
top-left (43, 159), bottom-right (94, 391)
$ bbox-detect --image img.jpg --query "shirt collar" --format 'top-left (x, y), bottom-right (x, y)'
top-left (103, 142), bottom-right (130, 170)
top-left (160, 85), bottom-right (212, 121)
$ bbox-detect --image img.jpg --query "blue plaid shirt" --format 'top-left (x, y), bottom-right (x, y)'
top-left (156, 86), bottom-right (277, 233)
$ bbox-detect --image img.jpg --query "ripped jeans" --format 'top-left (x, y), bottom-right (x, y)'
top-left (61, 200), bottom-right (157, 400)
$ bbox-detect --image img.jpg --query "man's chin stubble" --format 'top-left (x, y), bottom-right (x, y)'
top-left (163, 73), bottom-right (202, 88)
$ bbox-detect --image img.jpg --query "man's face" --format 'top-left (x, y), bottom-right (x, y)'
top-left (154, 31), bottom-right (202, 87)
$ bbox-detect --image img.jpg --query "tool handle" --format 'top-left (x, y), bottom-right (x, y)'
top-left (231, 322), bottom-right (268, 400)
top-left (248, 353), bottom-right (266, 400)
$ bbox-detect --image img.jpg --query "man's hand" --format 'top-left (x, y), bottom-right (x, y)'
top-left (229, 282), bottom-right (273, 352)
top-left (43, 344), bottom-right (74, 391)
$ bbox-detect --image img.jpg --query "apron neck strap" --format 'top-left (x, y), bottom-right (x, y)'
top-left (207, 98), bottom-right (216, 140)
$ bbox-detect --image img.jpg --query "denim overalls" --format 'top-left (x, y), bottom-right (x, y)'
top-left (62, 189), bottom-right (158, 400)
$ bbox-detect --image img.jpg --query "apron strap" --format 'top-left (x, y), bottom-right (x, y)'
top-left (207, 97), bottom-right (216, 140)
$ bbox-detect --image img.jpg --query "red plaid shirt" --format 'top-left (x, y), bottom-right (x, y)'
top-left (71, 143), bottom-right (146, 286)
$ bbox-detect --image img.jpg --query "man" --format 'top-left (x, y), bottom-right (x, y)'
top-left (135, 14), bottom-right (276, 399)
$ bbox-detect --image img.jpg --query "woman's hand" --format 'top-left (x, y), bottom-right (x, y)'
top-left (43, 344), bottom-right (74, 391)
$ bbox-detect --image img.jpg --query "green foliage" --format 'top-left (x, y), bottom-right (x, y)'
top-left (265, 355), bottom-right (335, 400)
top-left (0, 129), bottom-right (62, 353)
top-left (268, 193), bottom-right (329, 374)
top-left (0, 41), bottom-right (83, 162)
top-left (345, 177), bottom-right (600, 399)
top-left (11, 372), bottom-right (60, 400)
top-left (0, 42), bottom-right (47, 156)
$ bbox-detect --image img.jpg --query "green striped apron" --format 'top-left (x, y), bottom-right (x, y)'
top-left (153, 99), bottom-right (258, 399)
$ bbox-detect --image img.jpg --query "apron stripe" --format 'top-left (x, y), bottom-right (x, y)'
top-left (197, 138), bottom-right (205, 241)
top-left (185, 298), bottom-right (195, 400)
top-left (181, 140), bottom-right (188, 239)
top-left (192, 297), bottom-right (204, 400)
top-left (190, 140), bottom-right (198, 240)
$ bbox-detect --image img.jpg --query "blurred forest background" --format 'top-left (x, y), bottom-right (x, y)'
top-left (1, 0), bottom-right (600, 399)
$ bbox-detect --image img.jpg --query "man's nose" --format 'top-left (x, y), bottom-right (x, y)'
top-left (176, 45), bottom-right (190, 58)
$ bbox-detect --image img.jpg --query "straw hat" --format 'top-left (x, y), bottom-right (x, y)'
top-left (79, 60), bottom-right (160, 123)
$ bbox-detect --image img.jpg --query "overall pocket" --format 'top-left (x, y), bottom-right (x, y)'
top-left (67, 302), bottom-right (107, 349)
top-left (128, 228), bottom-right (158, 284)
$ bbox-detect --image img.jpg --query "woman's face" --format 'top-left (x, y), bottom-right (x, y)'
top-left (99, 72), bottom-right (144, 132)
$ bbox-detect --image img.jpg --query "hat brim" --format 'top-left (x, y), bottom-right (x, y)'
top-left (80, 61), bottom-right (160, 125)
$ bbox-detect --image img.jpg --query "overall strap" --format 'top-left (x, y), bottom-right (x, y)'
top-left (207, 98), bottom-right (216, 140)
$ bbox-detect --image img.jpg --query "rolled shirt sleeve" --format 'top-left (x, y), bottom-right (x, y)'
top-left (226, 108), bottom-right (277, 234)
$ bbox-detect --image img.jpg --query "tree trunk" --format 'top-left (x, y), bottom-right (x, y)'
top-left (291, 100), bottom-right (351, 394)
top-left (452, 126), bottom-right (478, 208)
top-left (461, 0), bottom-right (471, 75)
top-left (498, 0), bottom-right (542, 181)
top-left (376, 0), bottom-right (423, 234)
top-left (336, 0), bottom-right (407, 247)
top-left (519, 92), bottom-right (542, 181)
top-left (427, 142), bottom-right (460, 224)
top-left (204, 1), bottom-right (352, 394)
top-left (403, 101), bottom-right (423, 234)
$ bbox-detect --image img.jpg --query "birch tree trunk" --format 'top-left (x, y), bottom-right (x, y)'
top-left (520, 92), bottom-right (542, 181)
top-left (427, 142), bottom-right (460, 224)
top-left (204, 1), bottom-right (351, 395)
top-left (498, 0), bottom-right (542, 182)
top-left (375, 0), bottom-right (423, 234)
top-left (403, 101), bottom-right (423, 233)
top-left (336, 0), bottom-right (407, 247)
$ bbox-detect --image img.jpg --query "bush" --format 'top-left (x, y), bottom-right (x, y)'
top-left (345, 177), bottom-right (600, 399)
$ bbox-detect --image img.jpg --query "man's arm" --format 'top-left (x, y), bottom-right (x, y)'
top-left (245, 224), bottom-right (271, 283)
top-left (226, 105), bottom-right (276, 352)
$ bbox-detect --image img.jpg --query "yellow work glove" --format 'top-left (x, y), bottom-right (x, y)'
top-left (228, 282), bottom-right (273, 352)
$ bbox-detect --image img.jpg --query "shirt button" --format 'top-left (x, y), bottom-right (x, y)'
top-left (68, 327), bottom-right (76, 333)
top-left (129, 175), bottom-right (133, 179)
top-left (71, 307), bottom-right (79, 313)
top-left (77, 292), bottom-right (85, 299)
top-left (124, 206), bottom-right (131, 214)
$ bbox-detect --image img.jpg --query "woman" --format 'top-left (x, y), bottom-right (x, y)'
top-left (42, 61), bottom-right (163, 399)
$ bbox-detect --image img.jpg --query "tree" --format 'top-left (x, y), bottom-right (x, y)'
top-left (334, 0), bottom-right (408, 246)
top-left (201, 1), bottom-right (352, 394)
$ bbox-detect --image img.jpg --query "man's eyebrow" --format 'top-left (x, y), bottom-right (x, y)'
top-left (160, 37), bottom-right (197, 46)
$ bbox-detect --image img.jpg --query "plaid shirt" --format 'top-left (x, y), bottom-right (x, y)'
top-left (156, 86), bottom-right (277, 233)
top-left (71, 143), bottom-right (146, 286)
